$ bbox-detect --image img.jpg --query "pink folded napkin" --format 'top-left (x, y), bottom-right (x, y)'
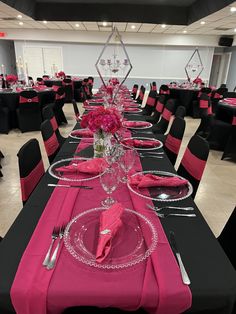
top-left (90, 99), bottom-right (104, 102)
top-left (123, 121), bottom-right (150, 128)
top-left (122, 139), bottom-right (160, 148)
top-left (55, 158), bottom-right (104, 175)
top-left (129, 173), bottom-right (188, 188)
top-left (71, 130), bottom-right (94, 138)
top-left (96, 203), bottom-right (124, 263)
top-left (83, 105), bottom-right (101, 110)
top-left (125, 108), bottom-right (139, 112)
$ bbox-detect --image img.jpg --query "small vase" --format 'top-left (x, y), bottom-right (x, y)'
top-left (93, 131), bottom-right (112, 158)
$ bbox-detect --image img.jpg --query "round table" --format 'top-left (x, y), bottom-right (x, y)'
top-left (169, 88), bottom-right (199, 114)
top-left (216, 101), bottom-right (236, 124)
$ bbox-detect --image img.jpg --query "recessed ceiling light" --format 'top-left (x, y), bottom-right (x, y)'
top-left (75, 23), bottom-right (80, 27)
top-left (17, 14), bottom-right (22, 19)
top-left (131, 25), bottom-right (136, 29)
top-left (161, 24), bottom-right (166, 28)
top-left (43, 20), bottom-right (47, 24)
top-left (102, 21), bottom-right (108, 27)
top-left (19, 21), bottom-right (23, 26)
top-left (234, 28), bottom-right (236, 32)
top-left (230, 7), bottom-right (236, 12)
top-left (200, 21), bottom-right (206, 25)
top-left (183, 30), bottom-right (187, 33)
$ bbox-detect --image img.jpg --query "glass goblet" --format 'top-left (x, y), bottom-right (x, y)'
top-left (119, 148), bottom-right (137, 183)
top-left (100, 167), bottom-right (119, 207)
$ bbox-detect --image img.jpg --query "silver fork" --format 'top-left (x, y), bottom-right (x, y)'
top-left (47, 225), bottom-right (66, 270)
top-left (147, 204), bottom-right (194, 211)
top-left (42, 227), bottom-right (59, 267)
top-left (155, 213), bottom-right (196, 218)
top-left (139, 154), bottom-right (163, 159)
top-left (139, 152), bottom-right (164, 155)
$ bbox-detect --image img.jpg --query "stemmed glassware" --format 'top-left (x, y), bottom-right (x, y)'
top-left (119, 147), bottom-right (137, 183)
top-left (100, 165), bottom-right (119, 207)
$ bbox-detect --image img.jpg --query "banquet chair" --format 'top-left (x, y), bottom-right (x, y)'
top-left (211, 87), bottom-right (228, 113)
top-left (218, 206), bottom-right (236, 269)
top-left (63, 78), bottom-right (73, 103)
top-left (42, 106), bottom-right (66, 145)
top-left (16, 90), bottom-right (42, 132)
top-left (175, 106), bottom-right (186, 118)
top-left (142, 90), bottom-right (157, 116)
top-left (41, 120), bottom-right (60, 164)
top-left (131, 84), bottom-right (138, 99)
top-left (42, 75), bottom-right (50, 79)
top-left (177, 135), bottom-right (209, 199)
top-left (83, 78), bottom-right (92, 99)
top-left (221, 114), bottom-right (236, 160)
top-left (136, 85), bottom-right (145, 105)
top-left (72, 99), bottom-right (80, 121)
top-left (146, 95), bottom-right (166, 124)
top-left (0, 99), bottom-right (10, 134)
top-left (17, 139), bottom-right (45, 204)
top-left (164, 117), bottom-right (186, 166)
top-left (159, 84), bottom-right (170, 95)
top-left (192, 92), bottom-right (210, 119)
top-left (151, 81), bottom-right (157, 91)
top-left (88, 76), bottom-right (94, 96)
top-left (54, 87), bottom-right (68, 125)
top-left (36, 77), bottom-right (44, 85)
top-left (152, 99), bottom-right (175, 134)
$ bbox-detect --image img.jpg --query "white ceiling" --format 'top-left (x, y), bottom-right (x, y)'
top-left (0, 0), bottom-right (236, 35)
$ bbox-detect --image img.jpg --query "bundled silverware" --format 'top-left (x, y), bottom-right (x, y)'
top-left (48, 183), bottom-right (93, 189)
top-left (147, 204), bottom-right (194, 212)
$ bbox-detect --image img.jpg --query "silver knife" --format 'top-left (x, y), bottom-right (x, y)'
top-left (48, 184), bottom-right (93, 189)
top-left (169, 231), bottom-right (191, 285)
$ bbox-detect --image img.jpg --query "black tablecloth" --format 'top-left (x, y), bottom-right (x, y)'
top-left (0, 117), bottom-right (235, 314)
top-left (0, 89), bottom-right (55, 129)
top-left (169, 88), bottom-right (199, 114)
top-left (215, 102), bottom-right (236, 124)
top-left (44, 80), bottom-right (63, 87)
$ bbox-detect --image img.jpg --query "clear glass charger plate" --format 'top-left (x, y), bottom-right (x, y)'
top-left (69, 129), bottom-right (93, 140)
top-left (64, 207), bottom-right (158, 269)
top-left (48, 157), bottom-right (104, 182)
top-left (123, 121), bottom-right (152, 130)
top-left (121, 137), bottom-right (163, 151)
top-left (127, 170), bottom-right (193, 202)
top-left (124, 108), bottom-right (142, 113)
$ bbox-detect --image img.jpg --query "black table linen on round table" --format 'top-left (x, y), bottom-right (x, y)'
top-left (169, 88), bottom-right (199, 114)
top-left (215, 102), bottom-right (236, 124)
top-left (0, 118), bottom-right (235, 314)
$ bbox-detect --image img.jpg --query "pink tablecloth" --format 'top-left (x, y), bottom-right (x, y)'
top-left (10, 139), bottom-right (191, 314)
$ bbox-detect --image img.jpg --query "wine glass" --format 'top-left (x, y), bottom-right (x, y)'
top-left (100, 166), bottom-right (119, 207)
top-left (119, 148), bottom-right (137, 183)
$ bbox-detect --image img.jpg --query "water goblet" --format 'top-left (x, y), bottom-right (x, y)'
top-left (119, 147), bottom-right (137, 183)
top-left (100, 166), bottom-right (119, 207)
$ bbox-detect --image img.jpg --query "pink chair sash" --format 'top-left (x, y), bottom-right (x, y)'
top-left (165, 134), bottom-right (181, 154)
top-left (56, 93), bottom-right (65, 100)
top-left (88, 79), bottom-right (93, 85)
top-left (20, 160), bottom-right (44, 202)
top-left (162, 108), bottom-right (172, 121)
top-left (214, 93), bottom-right (222, 99)
top-left (50, 117), bottom-right (58, 132)
top-left (181, 148), bottom-right (206, 180)
top-left (199, 99), bottom-right (208, 109)
top-left (146, 96), bottom-right (156, 107)
top-left (232, 116), bottom-right (236, 125)
top-left (156, 101), bottom-right (164, 113)
top-left (44, 133), bottom-right (59, 157)
top-left (152, 86), bottom-right (157, 91)
top-left (139, 91), bottom-right (144, 100)
top-left (207, 105), bottom-right (212, 115)
top-left (132, 87), bottom-right (138, 93)
top-left (19, 96), bottom-right (39, 104)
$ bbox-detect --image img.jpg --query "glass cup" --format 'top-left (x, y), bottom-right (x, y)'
top-left (119, 147), bottom-right (137, 183)
top-left (100, 166), bottom-right (119, 207)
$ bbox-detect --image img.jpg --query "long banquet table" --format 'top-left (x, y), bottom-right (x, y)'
top-left (0, 113), bottom-right (236, 314)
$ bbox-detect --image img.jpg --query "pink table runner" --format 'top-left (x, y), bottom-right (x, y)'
top-left (11, 138), bottom-right (191, 314)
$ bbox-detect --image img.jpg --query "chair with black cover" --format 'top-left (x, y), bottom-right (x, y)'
top-left (164, 117), bottom-right (186, 166)
top-left (221, 113), bottom-right (236, 160)
top-left (151, 81), bottom-right (157, 92)
top-left (54, 86), bottom-right (67, 125)
top-left (218, 206), bottom-right (236, 269)
top-left (83, 78), bottom-right (92, 99)
top-left (72, 99), bottom-right (80, 121)
top-left (0, 99), bottom-right (10, 134)
top-left (88, 76), bottom-right (94, 96)
top-left (146, 95), bottom-right (166, 124)
top-left (17, 139), bottom-right (45, 204)
top-left (195, 97), bottom-right (213, 139)
top-left (142, 90), bottom-right (157, 116)
top-left (42, 105), bottom-right (66, 145)
top-left (41, 120), bottom-right (60, 164)
top-left (17, 90), bottom-right (42, 132)
top-left (36, 77), bottom-right (44, 85)
top-left (177, 135), bottom-right (209, 199)
top-left (136, 86), bottom-right (145, 105)
top-left (42, 75), bottom-right (50, 79)
top-left (131, 84), bottom-right (138, 99)
top-left (159, 84), bottom-right (170, 95)
top-left (175, 106), bottom-right (186, 118)
top-left (211, 87), bottom-right (228, 113)
top-left (62, 78), bottom-right (73, 103)
top-left (192, 92), bottom-right (210, 119)
top-left (152, 99), bottom-right (175, 134)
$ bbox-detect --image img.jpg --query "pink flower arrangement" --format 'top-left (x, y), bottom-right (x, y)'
top-left (193, 77), bottom-right (203, 85)
top-left (81, 107), bottom-right (122, 134)
top-left (109, 78), bottom-right (119, 86)
top-left (6, 74), bottom-right (18, 83)
top-left (106, 85), bottom-right (114, 96)
top-left (56, 71), bottom-right (66, 78)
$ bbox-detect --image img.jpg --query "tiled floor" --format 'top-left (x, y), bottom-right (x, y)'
top-left (0, 103), bottom-right (235, 238)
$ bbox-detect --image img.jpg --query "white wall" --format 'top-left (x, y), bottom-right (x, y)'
top-left (0, 39), bottom-right (16, 74)
top-left (14, 40), bottom-right (214, 88)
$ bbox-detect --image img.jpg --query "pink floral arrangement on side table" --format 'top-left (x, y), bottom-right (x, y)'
top-left (56, 71), bottom-right (66, 79)
top-left (81, 107), bottom-right (122, 134)
top-left (193, 77), bottom-right (203, 85)
top-left (6, 74), bottom-right (18, 83)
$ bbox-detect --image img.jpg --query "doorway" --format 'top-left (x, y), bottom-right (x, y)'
top-left (209, 52), bottom-right (231, 88)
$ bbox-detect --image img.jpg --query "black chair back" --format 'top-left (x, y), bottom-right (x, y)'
top-left (142, 90), bottom-right (157, 116)
top-left (152, 99), bottom-right (175, 134)
top-left (41, 120), bottom-right (60, 164)
top-left (164, 117), bottom-right (186, 166)
top-left (62, 78), bottom-right (73, 102)
top-left (136, 85), bottom-right (145, 104)
top-left (42, 106), bottom-right (65, 145)
top-left (146, 95), bottom-right (166, 124)
top-left (177, 135), bottom-right (209, 198)
top-left (175, 106), bottom-right (186, 118)
top-left (131, 84), bottom-right (138, 100)
top-left (17, 139), bottom-right (45, 204)
top-left (72, 100), bottom-right (80, 121)
top-left (54, 87), bottom-right (67, 125)
top-left (159, 84), bottom-right (170, 95)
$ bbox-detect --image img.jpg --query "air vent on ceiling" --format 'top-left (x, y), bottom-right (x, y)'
top-left (215, 27), bottom-right (231, 31)
top-left (1, 17), bottom-right (17, 21)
